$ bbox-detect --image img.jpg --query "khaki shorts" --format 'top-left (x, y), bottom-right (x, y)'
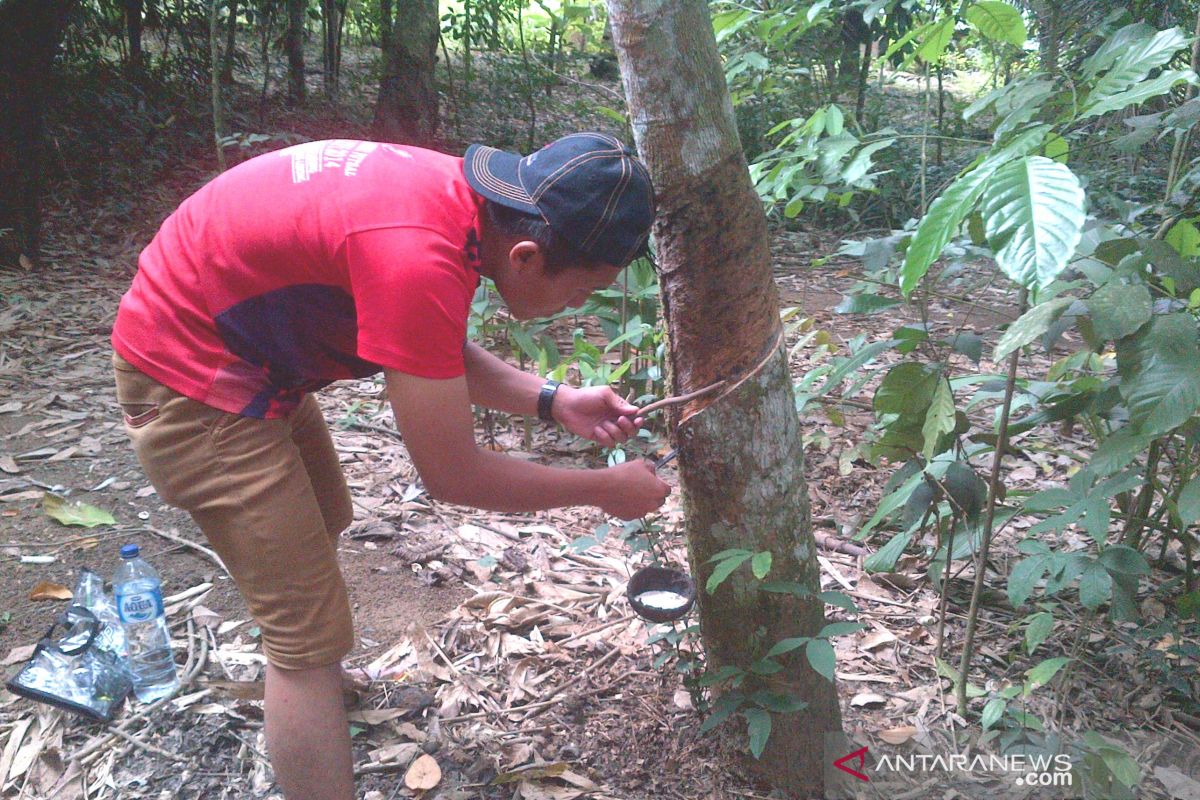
top-left (113, 352), bottom-right (355, 670)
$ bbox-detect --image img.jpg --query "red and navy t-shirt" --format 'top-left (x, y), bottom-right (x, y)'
top-left (112, 140), bottom-right (484, 418)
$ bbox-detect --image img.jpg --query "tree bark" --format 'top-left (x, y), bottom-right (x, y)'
top-left (221, 0), bottom-right (239, 84)
top-left (125, 0), bottom-right (144, 71)
top-left (0, 0), bottom-right (75, 267)
top-left (373, 0), bottom-right (439, 145)
top-left (379, 0), bottom-right (392, 53)
top-left (606, 0), bottom-right (844, 795)
top-left (1030, 0), bottom-right (1061, 73)
top-left (321, 0), bottom-right (340, 99)
top-left (286, 0), bottom-right (306, 107)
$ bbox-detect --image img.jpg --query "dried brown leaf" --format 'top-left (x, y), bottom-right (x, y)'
top-left (404, 754), bottom-right (441, 791)
top-left (879, 726), bottom-right (917, 745)
top-left (29, 581), bottom-right (72, 601)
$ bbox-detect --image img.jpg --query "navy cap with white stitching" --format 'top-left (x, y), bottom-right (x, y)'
top-left (463, 132), bottom-right (655, 267)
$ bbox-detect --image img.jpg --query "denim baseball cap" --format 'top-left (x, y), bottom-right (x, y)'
top-left (463, 132), bottom-right (655, 267)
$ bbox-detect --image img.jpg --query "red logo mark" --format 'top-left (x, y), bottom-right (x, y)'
top-left (834, 746), bottom-right (870, 782)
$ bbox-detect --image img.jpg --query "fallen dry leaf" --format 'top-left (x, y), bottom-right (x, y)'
top-left (861, 628), bottom-right (898, 650)
top-left (1154, 765), bottom-right (1200, 800)
top-left (879, 726), bottom-right (918, 745)
top-left (29, 581), bottom-right (72, 601)
top-left (3, 644), bottom-right (37, 666)
top-left (850, 692), bottom-right (887, 707)
top-left (404, 753), bottom-right (441, 791)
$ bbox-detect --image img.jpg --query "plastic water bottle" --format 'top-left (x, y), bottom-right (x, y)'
top-left (113, 544), bottom-right (179, 703)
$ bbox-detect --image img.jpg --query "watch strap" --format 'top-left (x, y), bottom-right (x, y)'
top-left (537, 380), bottom-right (561, 422)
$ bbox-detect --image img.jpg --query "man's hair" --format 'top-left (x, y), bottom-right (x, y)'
top-left (484, 200), bottom-right (602, 275)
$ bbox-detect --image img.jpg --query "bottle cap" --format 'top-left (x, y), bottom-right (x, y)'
top-left (120, 543), bottom-right (140, 559)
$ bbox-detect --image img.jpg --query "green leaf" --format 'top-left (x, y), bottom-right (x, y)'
top-left (1091, 427), bottom-right (1155, 476)
top-left (1085, 70), bottom-right (1199, 119)
top-left (745, 708), bottom-right (772, 759)
top-left (1024, 611), bottom-right (1054, 654)
top-left (1043, 133), bottom-right (1069, 164)
top-left (1116, 314), bottom-right (1200, 436)
top-left (915, 16), bottom-right (955, 64)
top-left (1079, 560), bottom-right (1112, 610)
top-left (875, 362), bottom-right (942, 415)
top-left (43, 493), bottom-right (117, 528)
top-left (1101, 748), bottom-right (1141, 788)
top-left (900, 126), bottom-right (1048, 295)
top-left (817, 591), bottom-right (858, 611)
top-left (749, 691), bottom-right (807, 714)
top-left (1086, 282), bottom-right (1152, 341)
top-left (751, 551), bottom-right (773, 580)
top-left (947, 332), bottom-right (984, 363)
top-left (1098, 545), bottom-right (1149, 576)
top-left (1008, 555), bottom-right (1048, 608)
top-left (818, 622), bottom-right (865, 638)
top-left (698, 692), bottom-right (745, 734)
top-left (1178, 475), bottom-right (1200, 527)
top-left (1084, 25), bottom-right (1190, 99)
top-left (1166, 218), bottom-right (1200, 258)
top-left (834, 293), bottom-right (902, 315)
top-left (981, 157), bottom-right (1086, 290)
top-left (864, 528), bottom-right (915, 573)
top-left (706, 552), bottom-right (753, 594)
top-left (805, 638), bottom-right (837, 682)
top-left (981, 697), bottom-right (1006, 730)
top-left (1026, 656), bottom-right (1070, 690)
top-left (994, 297), bottom-right (1074, 361)
top-left (921, 379), bottom-right (956, 459)
top-left (766, 637), bottom-right (810, 658)
top-left (964, 1), bottom-right (1026, 46)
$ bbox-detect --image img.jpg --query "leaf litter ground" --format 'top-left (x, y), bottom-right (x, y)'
top-left (2, 65), bottom-right (1199, 800)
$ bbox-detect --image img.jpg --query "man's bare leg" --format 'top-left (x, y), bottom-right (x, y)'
top-left (265, 661), bottom-right (354, 800)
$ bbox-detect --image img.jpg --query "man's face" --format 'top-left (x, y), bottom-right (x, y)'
top-left (497, 242), bottom-right (622, 320)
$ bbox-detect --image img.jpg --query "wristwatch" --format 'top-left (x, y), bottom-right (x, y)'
top-left (537, 380), bottom-right (562, 423)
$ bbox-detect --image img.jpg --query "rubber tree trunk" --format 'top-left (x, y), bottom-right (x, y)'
top-left (286, 0), bottom-right (306, 107)
top-left (220, 0), bottom-right (239, 84)
top-left (125, 0), bottom-right (144, 72)
top-left (1029, 0), bottom-right (1061, 73)
top-left (606, 0), bottom-right (843, 795)
top-left (0, 0), bottom-right (75, 267)
top-left (373, 0), bottom-right (439, 145)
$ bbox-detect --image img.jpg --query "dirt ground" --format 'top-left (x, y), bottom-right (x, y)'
top-left (2, 61), bottom-right (1200, 800)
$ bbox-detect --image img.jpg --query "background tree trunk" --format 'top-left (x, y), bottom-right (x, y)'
top-left (321, 0), bottom-right (340, 99)
top-left (606, 0), bottom-right (844, 795)
top-left (1030, 0), bottom-right (1061, 73)
top-left (378, 0), bottom-right (392, 54)
top-left (125, 0), bottom-right (144, 72)
top-left (0, 0), bottom-right (75, 267)
top-left (373, 0), bottom-right (439, 145)
top-left (286, 0), bottom-right (306, 107)
top-left (220, 0), bottom-right (239, 84)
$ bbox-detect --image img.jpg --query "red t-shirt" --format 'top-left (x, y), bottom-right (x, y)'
top-left (113, 140), bottom-right (484, 418)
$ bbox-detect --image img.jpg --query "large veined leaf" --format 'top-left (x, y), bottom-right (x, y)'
top-left (964, 1), bottom-right (1026, 46)
top-left (900, 126), bottom-right (1048, 295)
top-left (1116, 313), bottom-right (1200, 437)
top-left (1084, 26), bottom-right (1190, 108)
top-left (981, 156), bottom-right (1085, 290)
top-left (1086, 282), bottom-right (1152, 341)
top-left (1083, 70), bottom-right (1199, 120)
top-left (915, 16), bottom-right (955, 65)
top-left (994, 296), bottom-right (1073, 361)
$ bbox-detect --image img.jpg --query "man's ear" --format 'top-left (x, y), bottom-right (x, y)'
top-left (509, 240), bottom-right (543, 274)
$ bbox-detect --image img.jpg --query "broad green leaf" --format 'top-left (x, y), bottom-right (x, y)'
top-left (818, 622), bottom-right (865, 638)
top-left (1116, 314), bottom-right (1200, 436)
top-left (749, 690), bottom-right (806, 714)
top-left (834, 293), bottom-right (902, 315)
top-left (815, 339), bottom-right (897, 396)
top-left (751, 551), bottom-right (772, 580)
top-left (1024, 487), bottom-right (1077, 512)
top-left (745, 708), bottom-right (772, 759)
top-left (805, 638), bottom-right (837, 682)
top-left (1166, 218), bottom-right (1200, 258)
top-left (875, 362), bottom-right (942, 415)
top-left (1083, 70), bottom-right (1199, 119)
top-left (921, 379), bottom-right (956, 458)
top-left (706, 551), bottom-right (753, 594)
top-left (964, 1), bottom-right (1026, 46)
top-left (900, 126), bottom-right (1049, 295)
top-left (43, 494), bottom-right (117, 528)
top-left (864, 527), bottom-right (915, 573)
top-left (1101, 748), bottom-right (1141, 788)
top-left (915, 16), bottom-right (955, 64)
top-left (698, 692), bottom-right (745, 734)
top-left (1179, 475), bottom-right (1200, 527)
top-left (1008, 555), bottom-right (1048, 608)
top-left (981, 157), bottom-right (1086, 290)
top-left (981, 697), bottom-right (1005, 730)
top-left (1086, 282), bottom-right (1152, 341)
top-left (1043, 133), bottom-right (1069, 164)
top-left (1079, 561), bottom-right (1112, 610)
top-left (1082, 493), bottom-right (1112, 547)
top-left (1099, 545), bottom-right (1149, 576)
top-left (1084, 25), bottom-right (1187, 94)
top-left (947, 332), bottom-right (983, 362)
top-left (1091, 427), bottom-right (1154, 476)
top-left (766, 637), bottom-right (809, 659)
top-left (1026, 656), bottom-right (1070, 690)
top-left (994, 297), bottom-right (1074, 361)
top-left (1024, 611), bottom-right (1054, 654)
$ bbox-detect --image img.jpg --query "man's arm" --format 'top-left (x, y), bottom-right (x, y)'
top-left (462, 342), bottom-right (643, 447)
top-left (385, 368), bottom-right (669, 518)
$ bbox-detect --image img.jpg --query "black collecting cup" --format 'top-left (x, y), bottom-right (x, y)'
top-left (626, 565), bottom-right (696, 623)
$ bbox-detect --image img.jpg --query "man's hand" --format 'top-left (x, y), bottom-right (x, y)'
top-left (553, 385), bottom-right (644, 447)
top-left (598, 460), bottom-right (671, 519)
